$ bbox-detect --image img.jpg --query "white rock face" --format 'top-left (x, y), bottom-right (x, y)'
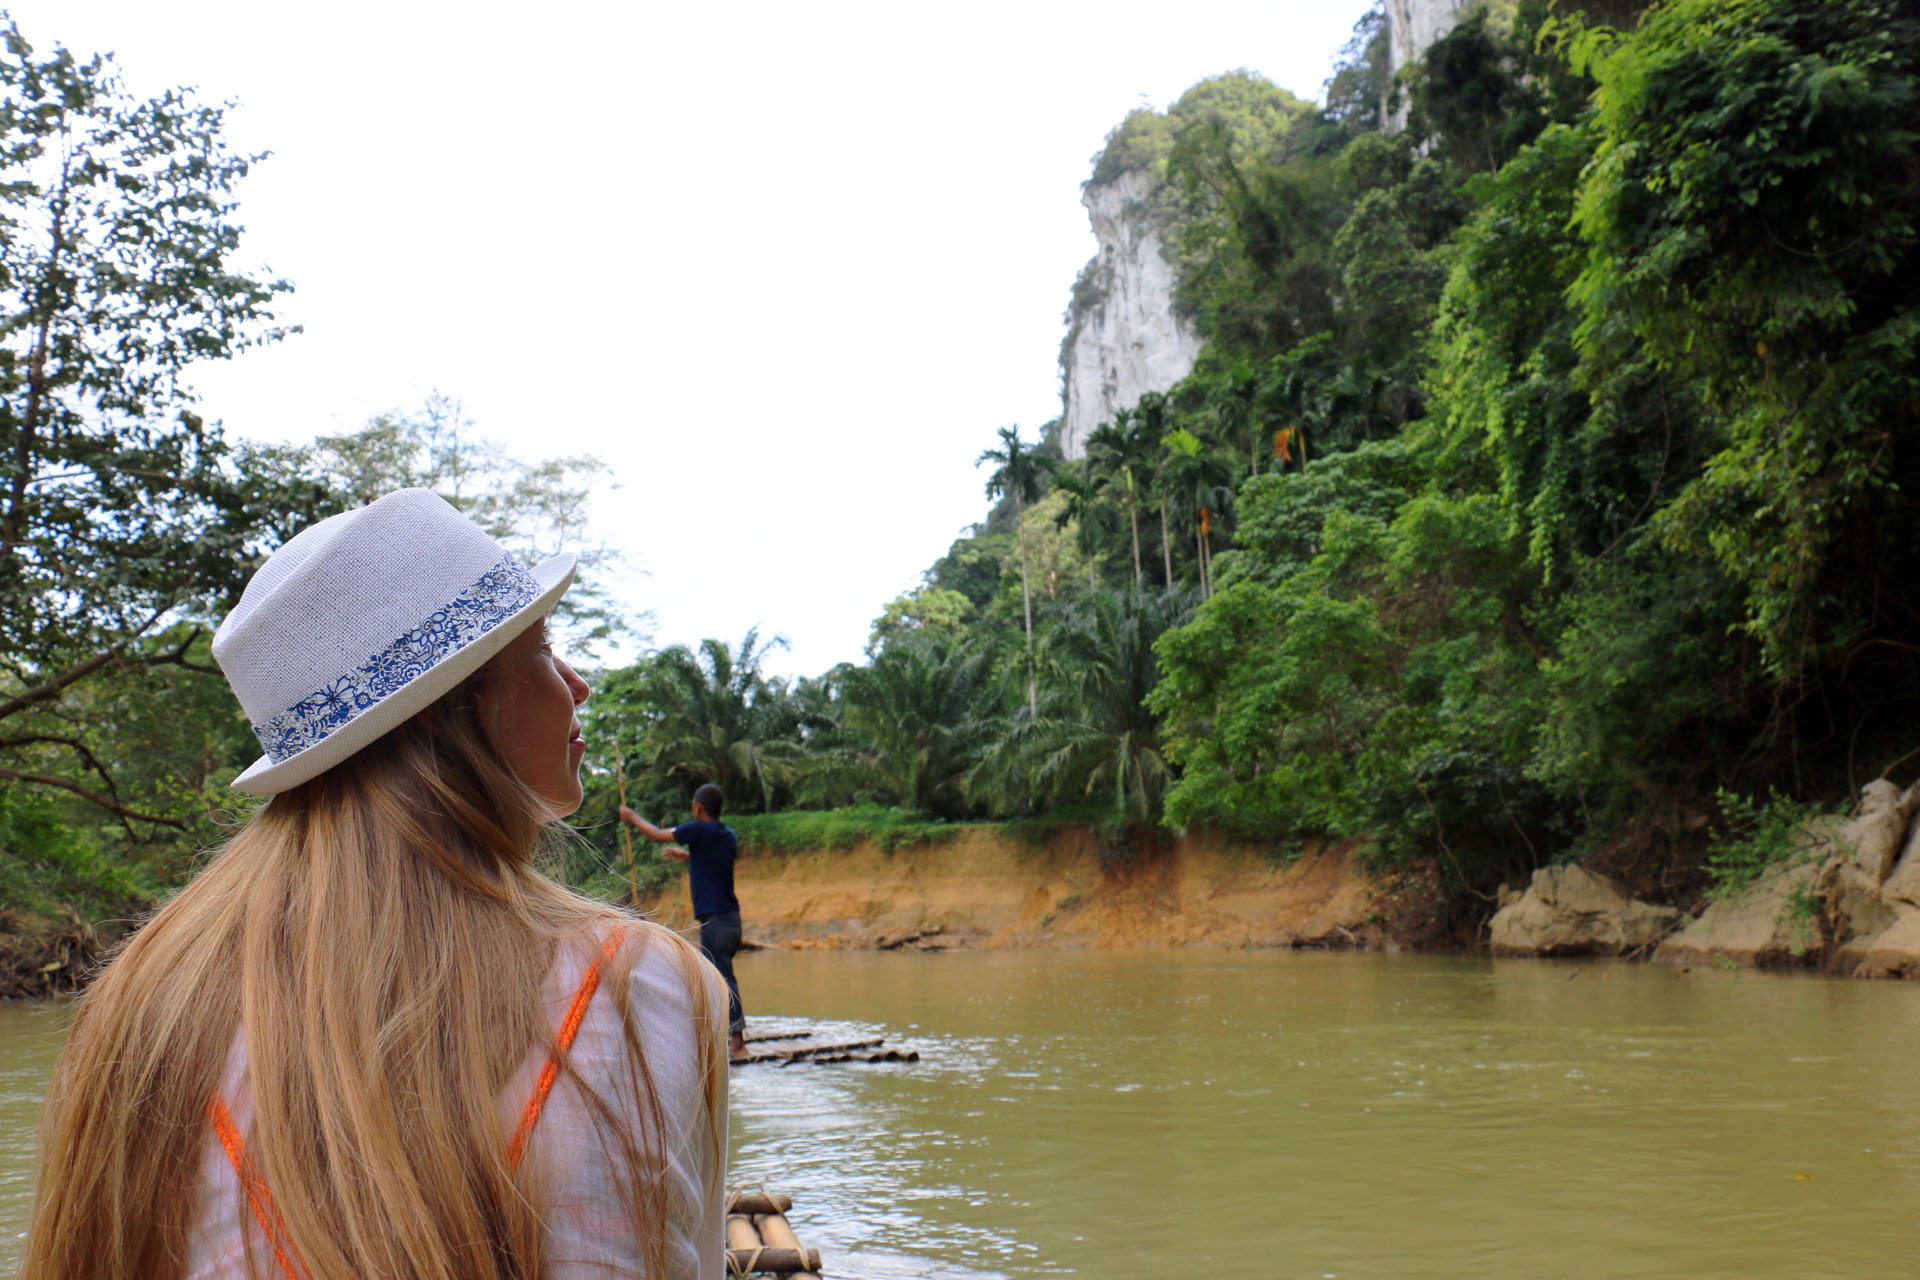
top-left (1058, 169), bottom-right (1204, 461)
top-left (1384, 0), bottom-right (1479, 130)
top-left (1056, 3), bottom-right (1477, 456)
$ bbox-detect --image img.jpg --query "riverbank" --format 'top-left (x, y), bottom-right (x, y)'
top-left (0, 900), bottom-right (140, 1000)
top-left (1487, 780), bottom-right (1920, 980)
top-left (638, 826), bottom-right (1410, 951)
top-left (14, 799), bottom-right (1917, 996)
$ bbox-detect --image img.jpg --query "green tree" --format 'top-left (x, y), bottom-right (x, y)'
top-left (1160, 426), bottom-right (1233, 597)
top-left (1568, 0), bottom-right (1920, 680)
top-left (977, 425), bottom-right (1053, 715)
top-left (1086, 412), bottom-right (1154, 587)
top-left (866, 584), bottom-right (975, 657)
top-left (0, 19), bottom-right (309, 825)
top-left (1050, 461), bottom-right (1121, 593)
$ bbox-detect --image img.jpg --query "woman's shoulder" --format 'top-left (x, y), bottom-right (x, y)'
top-left (553, 916), bottom-right (719, 1016)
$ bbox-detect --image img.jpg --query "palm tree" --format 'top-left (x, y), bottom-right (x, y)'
top-left (1050, 461), bottom-right (1120, 593)
top-left (1087, 412), bottom-right (1152, 587)
top-left (1204, 357), bottom-right (1265, 478)
top-left (1131, 391), bottom-right (1178, 586)
top-left (814, 636), bottom-right (1002, 817)
top-left (1161, 427), bottom-right (1234, 597)
top-left (974, 587), bottom-right (1196, 824)
top-left (977, 424), bottom-right (1053, 716)
top-left (630, 628), bottom-right (802, 811)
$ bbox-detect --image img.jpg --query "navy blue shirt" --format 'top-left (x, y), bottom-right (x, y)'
top-left (673, 819), bottom-right (739, 919)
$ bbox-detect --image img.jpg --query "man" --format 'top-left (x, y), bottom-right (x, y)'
top-left (620, 782), bottom-right (748, 1062)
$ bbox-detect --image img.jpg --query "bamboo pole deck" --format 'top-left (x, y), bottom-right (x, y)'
top-left (734, 1027), bottom-right (920, 1067)
top-left (725, 1188), bottom-right (823, 1276)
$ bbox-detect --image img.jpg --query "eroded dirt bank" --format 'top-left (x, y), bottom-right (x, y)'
top-left (637, 827), bottom-right (1393, 951)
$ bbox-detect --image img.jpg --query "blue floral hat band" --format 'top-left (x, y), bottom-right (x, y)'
top-left (252, 555), bottom-right (539, 764)
top-left (212, 489), bottom-right (577, 796)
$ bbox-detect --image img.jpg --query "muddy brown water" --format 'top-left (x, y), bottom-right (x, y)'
top-left (5, 950), bottom-right (1919, 1278)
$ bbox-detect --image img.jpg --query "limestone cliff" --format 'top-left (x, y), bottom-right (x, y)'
top-left (1057, 168), bottom-right (1203, 461)
top-left (1056, 7), bottom-right (1488, 460)
top-left (1384, 0), bottom-right (1515, 129)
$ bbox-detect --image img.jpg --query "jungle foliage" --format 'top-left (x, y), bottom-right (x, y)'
top-left (588, 0), bottom-right (1920, 918)
top-left (1139, 0), bottom-right (1920, 908)
top-left (10, 0), bottom-right (1919, 932)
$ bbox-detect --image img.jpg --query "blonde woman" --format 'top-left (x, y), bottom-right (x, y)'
top-left (19, 489), bottom-right (728, 1280)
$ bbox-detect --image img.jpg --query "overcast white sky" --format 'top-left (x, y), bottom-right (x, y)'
top-left (13, 0), bottom-right (1373, 679)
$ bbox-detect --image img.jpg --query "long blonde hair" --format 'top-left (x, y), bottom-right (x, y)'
top-left (20, 668), bottom-right (723, 1280)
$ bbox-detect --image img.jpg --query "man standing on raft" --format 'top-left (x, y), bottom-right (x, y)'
top-left (622, 783), bottom-right (749, 1063)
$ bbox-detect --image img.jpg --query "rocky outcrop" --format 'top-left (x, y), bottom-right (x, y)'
top-left (1488, 866), bottom-right (1683, 957)
top-left (1057, 169), bottom-right (1203, 460)
top-left (1054, 2), bottom-right (1490, 456)
top-left (1657, 779), bottom-right (1920, 978)
top-left (1655, 860), bottom-right (1824, 969)
top-left (1384, 0), bottom-right (1480, 130)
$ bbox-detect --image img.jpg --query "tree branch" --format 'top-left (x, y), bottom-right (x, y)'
top-left (0, 731), bottom-right (144, 838)
top-left (2, 152), bottom-right (72, 558)
top-left (0, 767), bottom-right (184, 828)
top-left (0, 606), bottom-right (180, 722)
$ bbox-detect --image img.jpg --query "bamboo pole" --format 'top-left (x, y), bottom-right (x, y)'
top-left (755, 1213), bottom-right (802, 1252)
top-left (721, 1193), bottom-right (818, 1277)
top-left (725, 1191), bottom-right (793, 1215)
top-left (723, 1247), bottom-right (821, 1274)
top-left (735, 1037), bottom-right (884, 1065)
top-left (613, 740), bottom-right (635, 906)
top-left (726, 1216), bottom-right (763, 1252)
top-left (754, 1214), bottom-right (820, 1280)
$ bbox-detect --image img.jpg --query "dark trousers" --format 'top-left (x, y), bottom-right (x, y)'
top-left (697, 910), bottom-right (745, 1035)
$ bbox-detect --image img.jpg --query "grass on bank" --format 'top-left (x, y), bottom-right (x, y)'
top-left (728, 806), bottom-right (972, 855)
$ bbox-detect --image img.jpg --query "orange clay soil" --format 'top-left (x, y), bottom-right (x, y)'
top-left (636, 826), bottom-right (1392, 951)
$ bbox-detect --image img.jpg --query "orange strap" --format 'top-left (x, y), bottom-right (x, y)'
top-left (207, 1093), bottom-right (307, 1280)
top-left (210, 930), bottom-right (626, 1278)
top-left (506, 931), bottom-right (624, 1168)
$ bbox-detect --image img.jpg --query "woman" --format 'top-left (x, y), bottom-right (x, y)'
top-left (19, 489), bottom-right (728, 1280)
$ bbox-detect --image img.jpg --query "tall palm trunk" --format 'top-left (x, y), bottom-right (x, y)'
top-left (1017, 502), bottom-right (1036, 717)
top-left (1128, 504), bottom-right (1142, 587)
top-left (1159, 497), bottom-right (1173, 587)
top-left (1125, 471), bottom-right (1143, 588)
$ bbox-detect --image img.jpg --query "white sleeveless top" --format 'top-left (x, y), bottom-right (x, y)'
top-left (183, 927), bottom-right (728, 1280)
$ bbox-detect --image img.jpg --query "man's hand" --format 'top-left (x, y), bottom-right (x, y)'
top-left (661, 846), bottom-right (690, 863)
top-left (619, 806), bottom-right (677, 842)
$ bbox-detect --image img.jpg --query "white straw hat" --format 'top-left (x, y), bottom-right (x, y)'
top-left (212, 488), bottom-right (576, 796)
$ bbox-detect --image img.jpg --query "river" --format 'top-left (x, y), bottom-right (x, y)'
top-left (5, 950), bottom-right (1919, 1278)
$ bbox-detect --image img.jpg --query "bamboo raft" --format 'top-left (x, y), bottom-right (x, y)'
top-left (734, 1027), bottom-right (919, 1067)
top-left (726, 1189), bottom-right (824, 1276)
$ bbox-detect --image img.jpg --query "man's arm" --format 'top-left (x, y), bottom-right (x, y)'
top-left (618, 806), bottom-right (678, 842)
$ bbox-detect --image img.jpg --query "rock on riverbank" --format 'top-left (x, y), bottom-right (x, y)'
top-left (1488, 866), bottom-right (1683, 957)
top-left (1657, 779), bottom-right (1920, 978)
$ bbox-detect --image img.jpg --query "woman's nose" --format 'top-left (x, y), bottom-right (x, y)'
top-left (558, 658), bottom-right (589, 705)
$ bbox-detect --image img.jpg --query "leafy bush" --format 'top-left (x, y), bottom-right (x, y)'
top-left (1704, 789), bottom-right (1823, 900)
top-left (0, 789), bottom-right (146, 922)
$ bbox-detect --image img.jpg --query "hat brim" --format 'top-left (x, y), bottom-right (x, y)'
top-left (229, 553), bottom-right (577, 797)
